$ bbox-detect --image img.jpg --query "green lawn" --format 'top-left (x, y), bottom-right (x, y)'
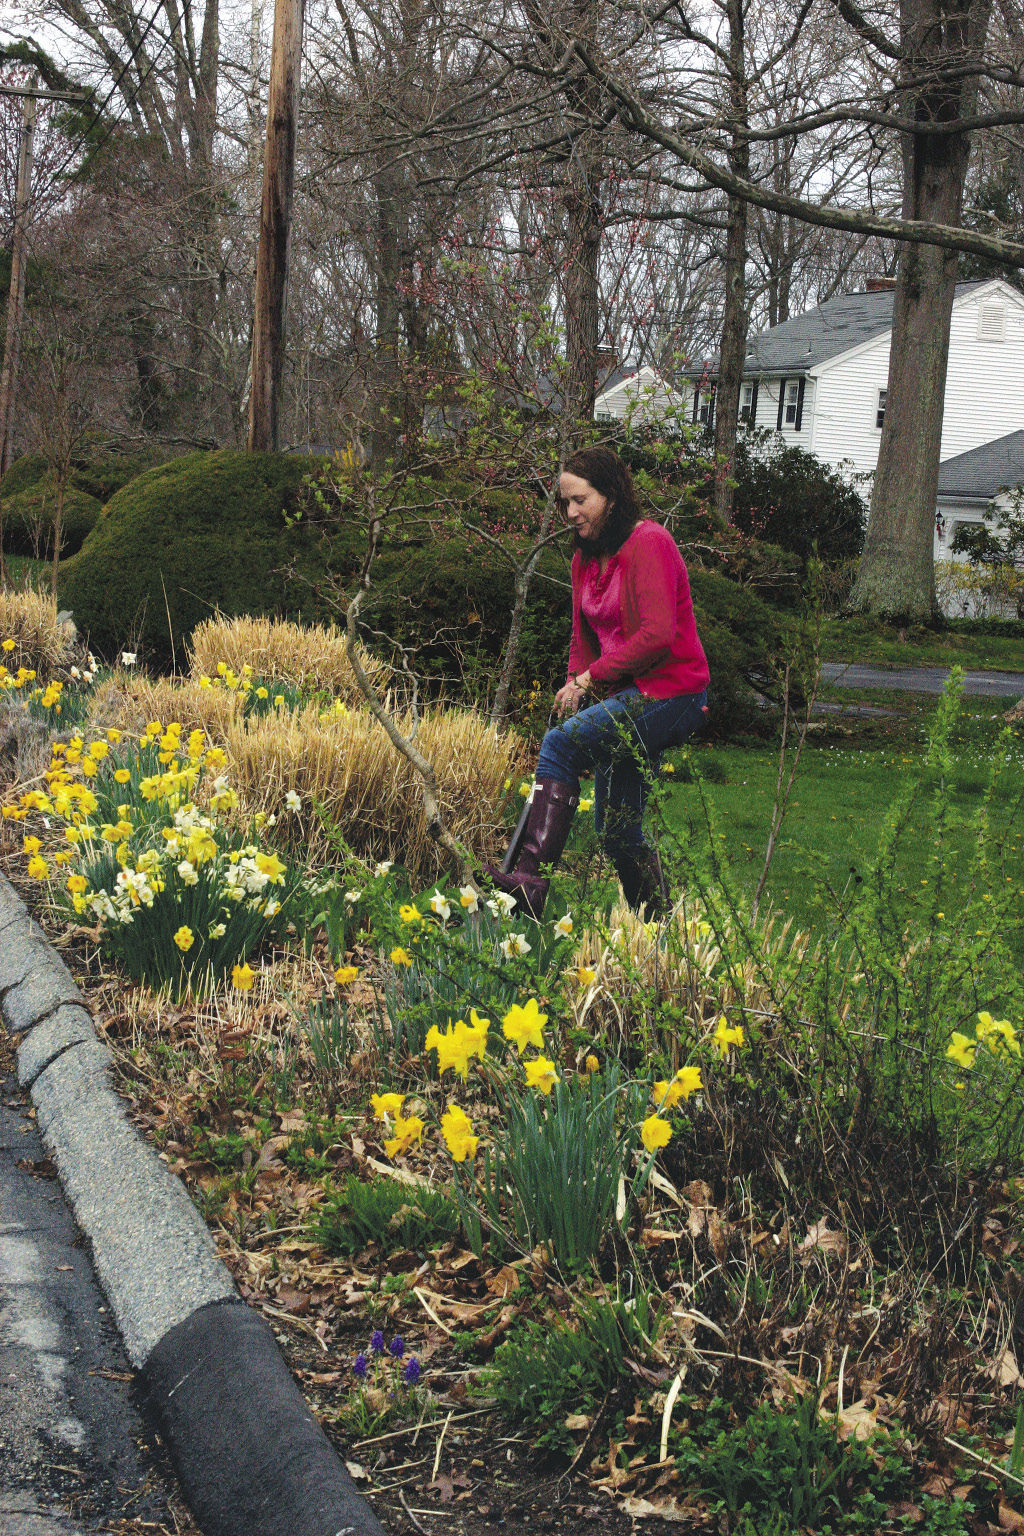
top-left (820, 615), bottom-right (1024, 671)
top-left (660, 727), bottom-right (1024, 934)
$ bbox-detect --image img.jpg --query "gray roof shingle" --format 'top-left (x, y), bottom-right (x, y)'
top-left (936, 430), bottom-right (1024, 501)
top-left (684, 281), bottom-right (986, 379)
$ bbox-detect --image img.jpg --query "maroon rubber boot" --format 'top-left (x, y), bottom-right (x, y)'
top-left (485, 778), bottom-right (579, 920)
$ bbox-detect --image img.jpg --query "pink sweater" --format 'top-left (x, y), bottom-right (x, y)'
top-left (567, 521), bottom-right (710, 698)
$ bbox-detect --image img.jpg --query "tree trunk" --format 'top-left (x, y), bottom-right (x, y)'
top-left (248, 0), bottom-right (305, 452)
top-left (713, 0), bottom-right (750, 525)
top-left (850, 0), bottom-right (993, 620)
top-left (562, 135), bottom-right (602, 428)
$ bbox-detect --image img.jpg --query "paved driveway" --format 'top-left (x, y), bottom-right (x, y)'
top-left (822, 662), bottom-right (1024, 698)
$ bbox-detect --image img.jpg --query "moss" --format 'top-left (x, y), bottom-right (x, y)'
top-left (2, 479), bottom-right (103, 557)
top-left (59, 450), bottom-right (333, 662)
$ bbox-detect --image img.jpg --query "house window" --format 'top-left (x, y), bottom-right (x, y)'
top-left (783, 380), bottom-right (800, 426)
top-left (698, 387), bottom-right (715, 427)
top-left (876, 389), bottom-right (887, 429)
top-left (739, 382), bottom-right (754, 423)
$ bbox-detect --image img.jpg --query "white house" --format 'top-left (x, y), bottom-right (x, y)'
top-left (682, 277), bottom-right (1024, 560)
top-left (593, 364), bottom-right (687, 424)
top-left (934, 430), bottom-right (1024, 558)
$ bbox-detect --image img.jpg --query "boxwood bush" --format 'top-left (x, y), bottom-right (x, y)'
top-left (59, 450), bottom-right (338, 661)
top-left (2, 479), bottom-right (103, 558)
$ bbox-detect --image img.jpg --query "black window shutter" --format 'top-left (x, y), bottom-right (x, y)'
top-left (749, 381), bottom-right (758, 426)
top-left (707, 385), bottom-right (715, 431)
top-left (794, 378), bottom-right (806, 432)
top-left (776, 379), bottom-right (786, 430)
top-left (692, 386), bottom-right (700, 425)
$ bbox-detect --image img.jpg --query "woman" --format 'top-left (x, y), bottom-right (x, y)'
top-left (487, 445), bottom-right (710, 919)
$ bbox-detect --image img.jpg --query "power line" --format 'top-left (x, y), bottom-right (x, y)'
top-left (37, 5), bottom-right (174, 191)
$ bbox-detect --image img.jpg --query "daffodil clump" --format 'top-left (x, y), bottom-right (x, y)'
top-left (195, 659), bottom-right (304, 719)
top-left (366, 994), bottom-right (704, 1268)
top-left (1, 638), bottom-right (98, 725)
top-left (6, 718), bottom-right (296, 999)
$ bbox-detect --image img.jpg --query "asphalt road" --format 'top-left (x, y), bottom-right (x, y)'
top-left (821, 662), bottom-right (1024, 698)
top-left (0, 1065), bottom-right (192, 1536)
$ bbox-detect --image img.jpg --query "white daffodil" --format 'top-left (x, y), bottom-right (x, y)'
top-left (374, 860), bottom-right (394, 877)
top-left (459, 884), bottom-right (480, 913)
top-left (553, 913), bottom-right (573, 937)
top-left (429, 889), bottom-right (452, 921)
top-left (121, 651), bottom-right (137, 667)
top-left (492, 890), bottom-right (517, 917)
top-left (500, 932), bottom-right (532, 960)
top-left (285, 790), bottom-right (302, 813)
top-left (345, 889), bottom-right (362, 906)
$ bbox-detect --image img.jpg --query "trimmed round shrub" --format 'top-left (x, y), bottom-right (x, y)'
top-left (59, 450), bottom-right (333, 662)
top-left (2, 478), bottom-right (102, 558)
top-left (0, 452), bottom-right (49, 499)
top-left (731, 431), bottom-right (866, 565)
top-left (689, 567), bottom-right (785, 737)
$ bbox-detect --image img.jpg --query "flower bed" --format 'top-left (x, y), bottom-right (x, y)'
top-left (3, 599), bottom-right (1024, 1536)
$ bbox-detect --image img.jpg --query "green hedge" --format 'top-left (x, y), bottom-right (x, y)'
top-left (2, 479), bottom-right (103, 558)
top-left (59, 450), bottom-right (334, 661)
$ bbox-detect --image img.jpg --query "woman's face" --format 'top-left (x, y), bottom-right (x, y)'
top-left (560, 471), bottom-right (610, 543)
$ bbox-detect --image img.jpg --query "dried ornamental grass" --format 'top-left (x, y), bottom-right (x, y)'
top-left (223, 701), bottom-right (526, 880)
top-left (570, 899), bottom-right (815, 1058)
top-left (87, 674), bottom-right (245, 742)
top-left (189, 615), bottom-right (389, 704)
top-left (0, 589), bottom-right (74, 677)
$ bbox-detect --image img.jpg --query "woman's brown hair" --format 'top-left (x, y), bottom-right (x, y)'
top-left (562, 445), bottom-right (644, 558)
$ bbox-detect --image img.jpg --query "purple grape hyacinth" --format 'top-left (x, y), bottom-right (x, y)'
top-left (388, 1336), bottom-right (405, 1358)
top-left (370, 1330), bottom-right (386, 1354)
top-left (353, 1353), bottom-right (368, 1379)
top-left (403, 1357), bottom-right (421, 1386)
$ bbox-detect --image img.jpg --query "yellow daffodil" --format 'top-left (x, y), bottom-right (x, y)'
top-left (334, 965), bottom-right (359, 986)
top-left (584, 1054), bottom-right (600, 1074)
top-left (575, 965), bottom-right (596, 987)
top-left (523, 1055), bottom-right (559, 1095)
top-left (399, 903), bottom-right (422, 925)
top-left (713, 1017), bottom-right (745, 1057)
top-left (441, 1104), bottom-right (479, 1163)
top-left (390, 946), bottom-right (413, 967)
top-left (22, 834), bottom-right (41, 855)
top-left (27, 853), bottom-right (49, 880)
top-left (370, 1091), bottom-right (405, 1121)
top-left (231, 962), bottom-right (255, 990)
top-left (641, 1114), bottom-right (672, 1152)
top-left (66, 874), bottom-right (88, 895)
top-left (384, 1112), bottom-right (425, 1159)
top-left (502, 998), bottom-right (548, 1056)
top-left (426, 1016), bottom-right (488, 1078)
top-left (652, 1065), bottom-right (703, 1111)
top-left (946, 1031), bottom-right (977, 1069)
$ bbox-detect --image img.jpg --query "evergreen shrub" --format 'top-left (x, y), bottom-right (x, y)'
top-left (731, 430), bottom-right (867, 565)
top-left (59, 450), bottom-right (335, 661)
top-left (2, 479), bottom-right (102, 557)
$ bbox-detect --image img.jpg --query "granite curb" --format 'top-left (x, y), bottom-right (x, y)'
top-left (0, 872), bottom-right (388, 1536)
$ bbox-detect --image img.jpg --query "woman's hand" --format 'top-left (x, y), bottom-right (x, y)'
top-left (555, 676), bottom-right (590, 717)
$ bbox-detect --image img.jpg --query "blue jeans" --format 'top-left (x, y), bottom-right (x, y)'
top-left (535, 687), bottom-right (708, 863)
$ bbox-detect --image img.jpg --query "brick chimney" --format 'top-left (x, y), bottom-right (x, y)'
top-left (865, 276), bottom-right (897, 292)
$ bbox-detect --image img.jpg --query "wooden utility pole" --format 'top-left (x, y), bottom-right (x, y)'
top-left (247, 0), bottom-right (304, 452)
top-left (0, 88), bottom-right (38, 481)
